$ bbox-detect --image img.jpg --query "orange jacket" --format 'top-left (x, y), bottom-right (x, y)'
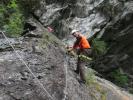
top-left (73, 35), bottom-right (91, 49)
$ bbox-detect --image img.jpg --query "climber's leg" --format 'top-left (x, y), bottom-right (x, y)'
top-left (75, 56), bottom-right (80, 74)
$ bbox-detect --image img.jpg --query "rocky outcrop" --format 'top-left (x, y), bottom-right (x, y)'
top-left (28, 0), bottom-right (133, 93)
top-left (0, 18), bottom-right (133, 100)
top-left (31, 0), bottom-right (133, 93)
top-left (1, 0), bottom-right (133, 99)
top-left (29, 0), bottom-right (133, 93)
top-left (23, 0), bottom-right (108, 39)
top-left (91, 1), bottom-right (133, 92)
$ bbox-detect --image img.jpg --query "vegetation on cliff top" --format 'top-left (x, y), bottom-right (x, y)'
top-left (0, 0), bottom-right (24, 37)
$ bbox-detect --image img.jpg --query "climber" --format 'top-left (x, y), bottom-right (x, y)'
top-left (68, 29), bottom-right (91, 83)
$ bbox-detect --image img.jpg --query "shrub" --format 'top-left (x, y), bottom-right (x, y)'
top-left (85, 68), bottom-right (96, 85)
top-left (85, 68), bottom-right (107, 100)
top-left (92, 38), bottom-right (107, 57)
top-left (0, 0), bottom-right (24, 37)
top-left (109, 69), bottom-right (128, 86)
top-left (0, 4), bottom-right (7, 28)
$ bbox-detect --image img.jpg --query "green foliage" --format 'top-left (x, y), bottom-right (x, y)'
top-left (85, 68), bottom-right (107, 100)
top-left (85, 68), bottom-right (96, 85)
top-left (110, 69), bottom-right (128, 86)
top-left (0, 4), bottom-right (7, 28)
top-left (129, 89), bottom-right (133, 94)
top-left (92, 38), bottom-right (107, 56)
top-left (0, 0), bottom-right (24, 37)
top-left (7, 0), bottom-right (17, 9)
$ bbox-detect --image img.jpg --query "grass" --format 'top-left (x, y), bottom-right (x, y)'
top-left (85, 68), bottom-right (107, 100)
top-left (85, 68), bottom-right (96, 85)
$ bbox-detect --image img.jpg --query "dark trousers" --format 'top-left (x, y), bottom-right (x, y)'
top-left (76, 49), bottom-right (92, 81)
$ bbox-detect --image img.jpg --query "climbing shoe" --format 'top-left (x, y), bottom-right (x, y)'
top-left (78, 79), bottom-right (86, 84)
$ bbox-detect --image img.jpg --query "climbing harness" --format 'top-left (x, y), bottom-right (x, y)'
top-left (66, 47), bottom-right (92, 61)
top-left (78, 54), bottom-right (92, 61)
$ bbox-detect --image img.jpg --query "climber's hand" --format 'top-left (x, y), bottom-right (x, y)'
top-left (66, 46), bottom-right (73, 52)
top-left (68, 50), bottom-right (76, 56)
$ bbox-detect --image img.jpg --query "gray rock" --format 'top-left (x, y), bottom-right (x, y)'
top-left (0, 38), bottom-right (20, 52)
top-left (92, 0), bottom-right (133, 92)
top-left (1, 0), bottom-right (133, 99)
top-left (0, 18), bottom-right (133, 100)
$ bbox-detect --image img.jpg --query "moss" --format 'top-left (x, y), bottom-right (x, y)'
top-left (85, 68), bottom-right (96, 85)
top-left (101, 91), bottom-right (106, 100)
top-left (85, 68), bottom-right (107, 100)
top-left (88, 82), bottom-right (107, 100)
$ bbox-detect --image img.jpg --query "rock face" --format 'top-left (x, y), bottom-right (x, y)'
top-left (0, 19), bottom-right (133, 100)
top-left (27, 0), bottom-right (133, 94)
top-left (91, 1), bottom-right (133, 92)
top-left (1, 0), bottom-right (133, 99)
top-left (29, 0), bottom-right (133, 43)
top-left (0, 19), bottom-right (67, 100)
top-left (24, 0), bottom-right (108, 39)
